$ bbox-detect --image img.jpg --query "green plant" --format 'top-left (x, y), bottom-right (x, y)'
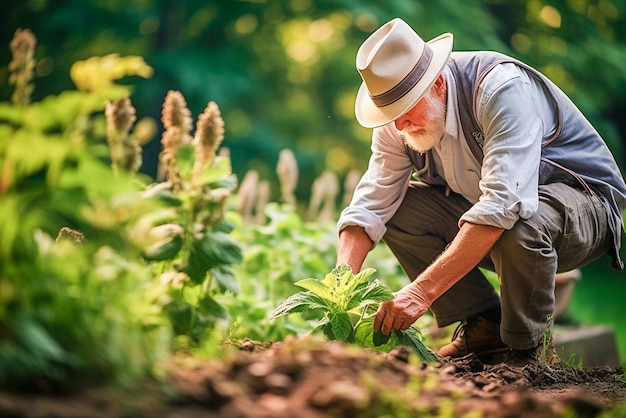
top-left (270, 264), bottom-right (437, 361)
top-left (540, 314), bottom-right (556, 366)
top-left (139, 90), bottom-right (242, 351)
top-left (0, 29), bottom-right (170, 390)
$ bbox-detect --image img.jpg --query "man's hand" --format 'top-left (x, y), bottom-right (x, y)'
top-left (374, 281), bottom-right (431, 336)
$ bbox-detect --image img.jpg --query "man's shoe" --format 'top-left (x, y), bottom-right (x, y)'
top-left (438, 317), bottom-right (509, 359)
top-left (504, 337), bottom-right (558, 367)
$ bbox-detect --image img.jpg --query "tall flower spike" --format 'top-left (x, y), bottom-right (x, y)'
top-left (56, 227), bottom-right (84, 243)
top-left (9, 28), bottom-right (36, 107)
top-left (236, 170), bottom-right (259, 222)
top-left (308, 171), bottom-right (338, 222)
top-left (106, 97), bottom-right (136, 133)
top-left (192, 101), bottom-right (225, 188)
top-left (158, 90), bottom-right (192, 186)
top-left (161, 90), bottom-right (193, 132)
top-left (255, 180), bottom-right (270, 225)
top-left (105, 98), bottom-right (141, 173)
top-left (276, 149), bottom-right (298, 206)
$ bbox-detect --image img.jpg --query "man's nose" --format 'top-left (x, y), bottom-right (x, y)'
top-left (394, 115), bottom-right (409, 131)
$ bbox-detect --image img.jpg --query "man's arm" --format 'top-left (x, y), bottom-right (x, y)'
top-left (336, 225), bottom-right (374, 273)
top-left (374, 221), bottom-right (504, 335)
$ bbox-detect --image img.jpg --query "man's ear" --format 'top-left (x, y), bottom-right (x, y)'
top-left (434, 74), bottom-right (446, 92)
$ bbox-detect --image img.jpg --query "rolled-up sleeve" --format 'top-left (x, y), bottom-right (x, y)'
top-left (337, 124), bottom-right (414, 243)
top-left (460, 65), bottom-right (543, 229)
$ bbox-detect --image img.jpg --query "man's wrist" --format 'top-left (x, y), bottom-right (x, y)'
top-left (407, 280), bottom-right (434, 306)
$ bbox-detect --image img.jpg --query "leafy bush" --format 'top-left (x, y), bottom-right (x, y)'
top-left (0, 29), bottom-right (243, 389)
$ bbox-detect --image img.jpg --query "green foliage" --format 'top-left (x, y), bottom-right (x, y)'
top-left (270, 264), bottom-right (437, 361)
top-left (224, 202), bottom-right (339, 341)
top-left (0, 30), bottom-right (243, 390)
top-left (225, 190), bottom-right (422, 347)
top-left (0, 43), bottom-right (169, 389)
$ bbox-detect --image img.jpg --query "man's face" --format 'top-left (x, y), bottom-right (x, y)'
top-left (394, 87), bottom-right (446, 154)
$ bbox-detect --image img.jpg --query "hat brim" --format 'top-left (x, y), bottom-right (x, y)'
top-left (355, 33), bottom-right (453, 129)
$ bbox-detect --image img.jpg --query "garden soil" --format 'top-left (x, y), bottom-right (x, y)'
top-left (1, 336), bottom-right (625, 418)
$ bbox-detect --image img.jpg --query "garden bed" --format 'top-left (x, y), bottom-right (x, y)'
top-left (1, 336), bottom-right (625, 418)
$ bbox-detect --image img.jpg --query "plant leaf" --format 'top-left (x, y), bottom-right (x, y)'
top-left (211, 265), bottom-right (239, 294)
top-left (373, 330), bottom-right (391, 347)
top-left (70, 54), bottom-right (153, 92)
top-left (320, 322), bottom-right (335, 341)
top-left (196, 294), bottom-right (229, 321)
top-left (361, 279), bottom-right (394, 300)
top-left (294, 278), bottom-right (335, 303)
top-left (353, 317), bottom-right (398, 352)
top-left (355, 282), bottom-right (395, 313)
top-left (335, 268), bottom-right (362, 297)
top-left (175, 144), bottom-right (195, 182)
top-left (330, 263), bottom-right (352, 277)
top-left (394, 327), bottom-right (439, 362)
top-left (329, 312), bottom-right (353, 343)
top-left (333, 266), bottom-right (379, 310)
top-left (185, 231), bottom-right (242, 283)
top-left (321, 269), bottom-right (342, 289)
top-left (13, 315), bottom-right (70, 364)
top-left (352, 267), bottom-right (377, 281)
top-left (347, 279), bottom-right (393, 311)
top-left (196, 157), bottom-right (235, 186)
top-left (0, 102), bottom-right (23, 124)
top-left (269, 291), bottom-right (328, 319)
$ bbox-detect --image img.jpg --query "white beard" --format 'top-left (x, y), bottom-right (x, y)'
top-left (398, 92), bottom-right (446, 154)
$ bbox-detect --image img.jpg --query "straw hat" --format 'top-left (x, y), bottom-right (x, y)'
top-left (355, 18), bottom-right (453, 128)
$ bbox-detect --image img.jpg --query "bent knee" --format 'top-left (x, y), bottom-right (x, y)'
top-left (492, 220), bottom-right (550, 255)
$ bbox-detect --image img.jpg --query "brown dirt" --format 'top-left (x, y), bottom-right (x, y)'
top-left (1, 336), bottom-right (625, 418)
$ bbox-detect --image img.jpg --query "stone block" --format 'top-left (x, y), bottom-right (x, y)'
top-left (553, 325), bottom-right (621, 368)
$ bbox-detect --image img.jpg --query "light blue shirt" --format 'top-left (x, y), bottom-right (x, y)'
top-left (338, 64), bottom-right (558, 244)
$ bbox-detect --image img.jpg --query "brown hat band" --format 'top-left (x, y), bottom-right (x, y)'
top-left (369, 45), bottom-right (433, 108)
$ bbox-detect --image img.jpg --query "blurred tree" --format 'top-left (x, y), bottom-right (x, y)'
top-left (485, 0), bottom-right (626, 164)
top-left (1, 0), bottom-right (624, 205)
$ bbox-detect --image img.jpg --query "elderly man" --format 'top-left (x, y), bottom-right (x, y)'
top-left (336, 18), bottom-right (626, 365)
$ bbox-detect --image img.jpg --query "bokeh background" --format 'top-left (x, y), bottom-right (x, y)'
top-left (2, 0), bottom-right (625, 360)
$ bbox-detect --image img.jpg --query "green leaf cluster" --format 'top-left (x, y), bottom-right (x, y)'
top-left (270, 264), bottom-right (437, 361)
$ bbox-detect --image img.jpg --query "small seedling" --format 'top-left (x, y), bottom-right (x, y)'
top-left (559, 352), bottom-right (583, 370)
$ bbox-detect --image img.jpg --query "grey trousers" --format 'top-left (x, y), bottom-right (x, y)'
top-left (382, 181), bottom-right (611, 350)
